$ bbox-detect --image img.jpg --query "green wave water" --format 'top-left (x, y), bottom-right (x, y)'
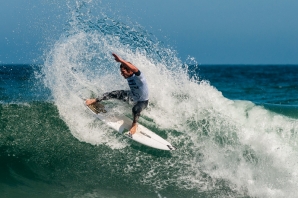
top-left (0, 102), bottom-right (229, 198)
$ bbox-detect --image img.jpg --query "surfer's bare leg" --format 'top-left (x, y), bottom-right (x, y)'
top-left (85, 98), bottom-right (97, 105)
top-left (130, 100), bottom-right (149, 135)
top-left (130, 117), bottom-right (139, 135)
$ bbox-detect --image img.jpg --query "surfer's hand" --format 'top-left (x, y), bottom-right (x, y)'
top-left (112, 53), bottom-right (123, 63)
top-left (85, 99), bottom-right (97, 105)
top-left (130, 122), bottom-right (138, 135)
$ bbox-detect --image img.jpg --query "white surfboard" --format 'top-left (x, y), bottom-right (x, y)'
top-left (84, 101), bottom-right (176, 151)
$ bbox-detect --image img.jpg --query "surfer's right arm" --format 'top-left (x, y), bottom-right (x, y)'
top-left (112, 53), bottom-right (139, 73)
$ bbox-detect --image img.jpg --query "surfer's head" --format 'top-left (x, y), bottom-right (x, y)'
top-left (120, 63), bottom-right (134, 79)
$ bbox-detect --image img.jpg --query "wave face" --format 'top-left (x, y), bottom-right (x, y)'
top-left (2, 1), bottom-right (296, 197)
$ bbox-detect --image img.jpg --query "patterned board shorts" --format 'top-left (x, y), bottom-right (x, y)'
top-left (98, 90), bottom-right (148, 116)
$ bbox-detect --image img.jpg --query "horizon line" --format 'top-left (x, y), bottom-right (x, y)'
top-left (1, 63), bottom-right (298, 66)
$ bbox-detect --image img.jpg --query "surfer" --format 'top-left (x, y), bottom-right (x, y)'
top-left (85, 53), bottom-right (149, 136)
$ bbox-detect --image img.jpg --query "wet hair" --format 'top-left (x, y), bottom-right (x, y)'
top-left (120, 62), bottom-right (133, 72)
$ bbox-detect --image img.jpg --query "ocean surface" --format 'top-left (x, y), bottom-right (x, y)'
top-left (1, 5), bottom-right (298, 198)
top-left (1, 64), bottom-right (298, 198)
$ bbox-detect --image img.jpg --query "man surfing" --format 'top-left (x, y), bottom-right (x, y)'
top-left (85, 53), bottom-right (149, 136)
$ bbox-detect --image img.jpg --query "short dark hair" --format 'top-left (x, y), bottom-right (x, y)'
top-left (120, 62), bottom-right (132, 69)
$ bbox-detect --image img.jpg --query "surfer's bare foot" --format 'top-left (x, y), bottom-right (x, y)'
top-left (86, 99), bottom-right (97, 105)
top-left (130, 122), bottom-right (138, 135)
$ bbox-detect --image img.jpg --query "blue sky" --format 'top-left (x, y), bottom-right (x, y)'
top-left (1, 0), bottom-right (298, 64)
